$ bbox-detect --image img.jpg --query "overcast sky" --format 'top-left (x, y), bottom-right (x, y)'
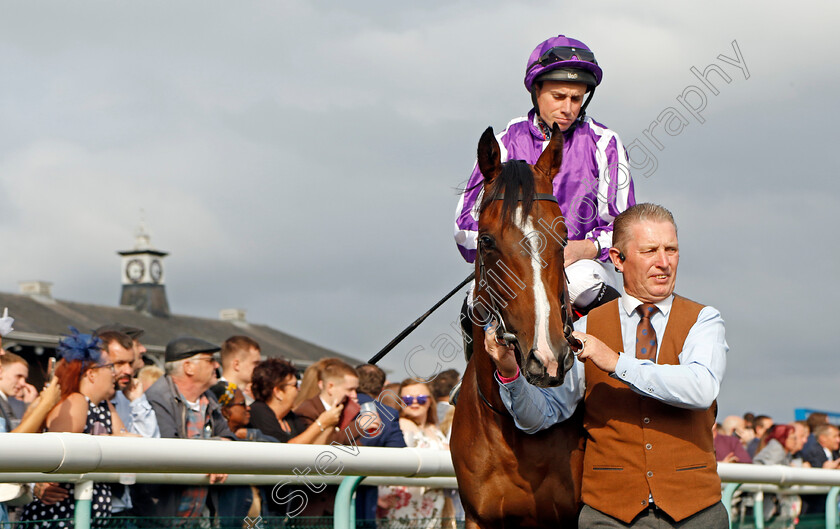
top-left (1, 1), bottom-right (838, 423)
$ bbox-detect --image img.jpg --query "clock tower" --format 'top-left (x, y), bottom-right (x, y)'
top-left (118, 223), bottom-right (171, 317)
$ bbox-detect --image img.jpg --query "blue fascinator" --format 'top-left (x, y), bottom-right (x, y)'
top-left (57, 327), bottom-right (103, 364)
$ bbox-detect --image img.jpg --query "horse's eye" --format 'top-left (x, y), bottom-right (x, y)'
top-left (479, 235), bottom-right (496, 250)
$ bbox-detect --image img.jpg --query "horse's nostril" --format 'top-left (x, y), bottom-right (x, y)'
top-left (525, 351), bottom-right (544, 376)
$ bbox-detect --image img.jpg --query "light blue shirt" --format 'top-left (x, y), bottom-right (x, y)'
top-left (110, 391), bottom-right (161, 512)
top-left (498, 294), bottom-right (728, 434)
top-left (112, 391), bottom-right (160, 438)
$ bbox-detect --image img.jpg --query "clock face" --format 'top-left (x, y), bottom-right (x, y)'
top-left (126, 259), bottom-right (145, 283)
top-left (149, 259), bottom-right (163, 283)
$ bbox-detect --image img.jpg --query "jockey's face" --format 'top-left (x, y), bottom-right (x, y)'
top-left (535, 80), bottom-right (587, 132)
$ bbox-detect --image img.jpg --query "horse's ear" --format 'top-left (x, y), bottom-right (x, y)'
top-left (477, 127), bottom-right (502, 184)
top-left (534, 123), bottom-right (564, 179)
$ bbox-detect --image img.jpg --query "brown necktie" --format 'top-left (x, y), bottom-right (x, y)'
top-left (636, 304), bottom-right (659, 361)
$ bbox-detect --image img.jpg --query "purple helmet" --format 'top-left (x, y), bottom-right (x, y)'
top-left (524, 35), bottom-right (602, 93)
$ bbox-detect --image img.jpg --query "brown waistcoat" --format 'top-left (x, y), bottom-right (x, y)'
top-left (582, 295), bottom-right (720, 523)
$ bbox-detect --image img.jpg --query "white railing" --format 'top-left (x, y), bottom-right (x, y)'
top-left (0, 432), bottom-right (454, 476)
top-left (1, 434), bottom-right (839, 529)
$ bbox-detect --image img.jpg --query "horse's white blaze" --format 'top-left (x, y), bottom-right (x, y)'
top-left (515, 207), bottom-right (559, 378)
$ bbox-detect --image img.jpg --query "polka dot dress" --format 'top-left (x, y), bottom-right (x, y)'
top-left (20, 397), bottom-right (114, 527)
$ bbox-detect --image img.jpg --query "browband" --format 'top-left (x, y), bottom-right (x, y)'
top-left (494, 193), bottom-right (558, 203)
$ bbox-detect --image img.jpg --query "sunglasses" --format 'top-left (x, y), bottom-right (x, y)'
top-left (401, 395), bottom-right (430, 406)
top-left (528, 46), bottom-right (597, 72)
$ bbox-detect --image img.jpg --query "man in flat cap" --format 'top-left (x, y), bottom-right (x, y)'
top-left (139, 337), bottom-right (234, 519)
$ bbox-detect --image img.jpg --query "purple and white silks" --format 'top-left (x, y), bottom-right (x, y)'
top-left (454, 109), bottom-right (636, 264)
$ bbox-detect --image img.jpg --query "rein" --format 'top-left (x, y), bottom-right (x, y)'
top-left (476, 376), bottom-right (509, 417)
top-left (476, 191), bottom-right (580, 350)
top-left (472, 188), bottom-right (582, 417)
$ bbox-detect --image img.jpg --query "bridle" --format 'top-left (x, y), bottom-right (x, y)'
top-left (473, 189), bottom-right (582, 416)
top-left (476, 191), bottom-right (582, 352)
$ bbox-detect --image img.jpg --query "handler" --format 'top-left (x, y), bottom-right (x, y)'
top-left (486, 203), bottom-right (729, 528)
top-left (455, 34), bottom-right (635, 313)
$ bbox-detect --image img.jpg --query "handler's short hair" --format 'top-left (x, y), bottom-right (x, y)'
top-left (612, 203), bottom-right (677, 252)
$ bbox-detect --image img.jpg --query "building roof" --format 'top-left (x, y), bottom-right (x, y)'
top-left (0, 290), bottom-right (359, 368)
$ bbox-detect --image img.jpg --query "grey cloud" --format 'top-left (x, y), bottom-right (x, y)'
top-left (0, 0), bottom-right (836, 423)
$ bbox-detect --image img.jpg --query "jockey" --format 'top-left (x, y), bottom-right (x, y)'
top-left (455, 35), bottom-right (635, 315)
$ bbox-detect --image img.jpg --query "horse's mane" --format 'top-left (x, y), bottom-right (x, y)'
top-left (478, 159), bottom-right (536, 226)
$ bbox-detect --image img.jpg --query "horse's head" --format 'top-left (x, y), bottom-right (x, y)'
top-left (474, 125), bottom-right (576, 388)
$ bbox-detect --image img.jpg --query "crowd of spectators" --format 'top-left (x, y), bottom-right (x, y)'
top-left (713, 411), bottom-right (840, 526)
top-left (3, 308), bottom-right (839, 528)
top-left (0, 312), bottom-right (461, 527)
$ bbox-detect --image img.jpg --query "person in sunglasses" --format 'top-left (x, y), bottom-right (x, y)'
top-left (455, 35), bottom-right (636, 317)
top-left (378, 379), bottom-right (449, 528)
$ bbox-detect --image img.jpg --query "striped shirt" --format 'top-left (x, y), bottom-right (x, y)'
top-left (454, 110), bottom-right (635, 263)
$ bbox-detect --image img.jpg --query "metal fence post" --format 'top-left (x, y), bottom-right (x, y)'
top-left (826, 486), bottom-right (839, 528)
top-left (74, 479), bottom-right (93, 529)
top-left (334, 476), bottom-right (365, 529)
top-left (721, 482), bottom-right (741, 529)
top-left (753, 490), bottom-right (765, 529)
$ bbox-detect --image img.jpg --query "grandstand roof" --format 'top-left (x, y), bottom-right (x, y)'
top-left (0, 289), bottom-right (357, 369)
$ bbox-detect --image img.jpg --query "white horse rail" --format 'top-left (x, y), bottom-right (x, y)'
top-left (718, 462), bottom-right (840, 487)
top-left (1, 434), bottom-right (839, 528)
top-left (718, 463), bottom-right (840, 529)
top-left (0, 432), bottom-right (454, 476)
top-left (0, 471), bottom-right (458, 489)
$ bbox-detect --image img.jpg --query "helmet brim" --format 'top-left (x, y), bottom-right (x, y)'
top-left (535, 67), bottom-right (598, 88)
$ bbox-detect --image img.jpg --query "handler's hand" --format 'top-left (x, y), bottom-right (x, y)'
top-left (571, 331), bottom-right (619, 374)
top-left (484, 324), bottom-right (518, 379)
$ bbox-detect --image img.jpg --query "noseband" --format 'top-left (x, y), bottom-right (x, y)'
top-left (476, 191), bottom-right (582, 353)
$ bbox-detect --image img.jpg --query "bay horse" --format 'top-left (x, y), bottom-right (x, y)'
top-left (450, 125), bottom-right (584, 528)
